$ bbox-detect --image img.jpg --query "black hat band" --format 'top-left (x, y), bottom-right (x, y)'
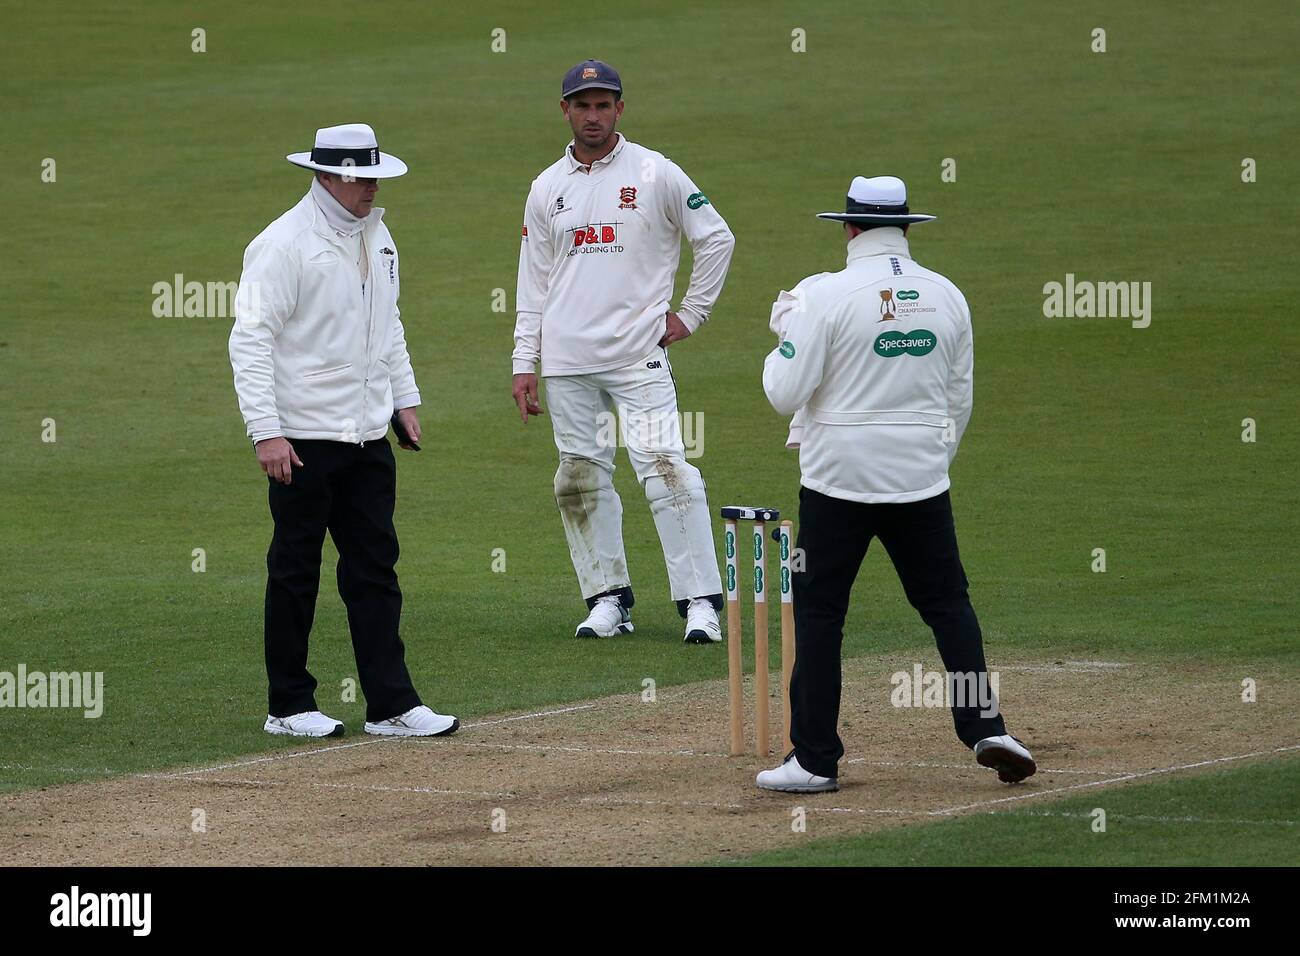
top-left (310, 146), bottom-right (380, 167)
top-left (845, 197), bottom-right (909, 216)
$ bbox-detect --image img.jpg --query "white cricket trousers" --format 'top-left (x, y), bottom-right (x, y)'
top-left (545, 345), bottom-right (723, 612)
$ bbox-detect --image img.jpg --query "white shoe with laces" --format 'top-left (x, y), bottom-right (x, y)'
top-left (364, 705), bottom-right (459, 737)
top-left (575, 595), bottom-right (633, 638)
top-left (756, 752), bottom-right (839, 793)
top-left (684, 598), bottom-right (722, 644)
top-left (264, 710), bottom-right (344, 738)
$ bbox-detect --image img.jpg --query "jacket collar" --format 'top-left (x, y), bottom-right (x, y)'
top-left (845, 227), bottom-right (910, 264)
top-left (304, 185), bottom-right (385, 241)
top-left (564, 133), bottom-right (627, 174)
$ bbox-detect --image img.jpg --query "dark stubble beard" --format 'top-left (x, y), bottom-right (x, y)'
top-left (579, 122), bottom-right (614, 149)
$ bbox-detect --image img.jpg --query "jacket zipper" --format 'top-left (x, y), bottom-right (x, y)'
top-left (359, 230), bottom-right (373, 446)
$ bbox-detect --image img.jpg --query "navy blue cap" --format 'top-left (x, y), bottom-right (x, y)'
top-left (562, 59), bottom-right (622, 98)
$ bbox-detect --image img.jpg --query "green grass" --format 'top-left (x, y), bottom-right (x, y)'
top-left (1, 0), bottom-right (1297, 870)
top-left (727, 754), bottom-right (1300, 866)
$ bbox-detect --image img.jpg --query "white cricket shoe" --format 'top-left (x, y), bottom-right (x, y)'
top-left (364, 705), bottom-right (459, 737)
top-left (974, 734), bottom-right (1037, 783)
top-left (575, 595), bottom-right (633, 638)
top-left (756, 752), bottom-right (839, 793)
top-left (684, 598), bottom-right (722, 644)
top-left (264, 710), bottom-right (344, 738)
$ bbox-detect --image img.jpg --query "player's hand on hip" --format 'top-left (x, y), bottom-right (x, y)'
top-left (256, 437), bottom-right (303, 485)
top-left (395, 407), bottom-right (422, 450)
top-left (658, 311), bottom-right (692, 347)
top-left (512, 372), bottom-right (545, 423)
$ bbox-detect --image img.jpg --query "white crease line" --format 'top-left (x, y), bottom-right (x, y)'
top-left (0, 764), bottom-right (118, 775)
top-left (136, 704), bottom-right (599, 779)
top-left (150, 780), bottom-right (900, 816)
top-left (806, 806), bottom-right (924, 816)
top-left (0, 753), bottom-right (1121, 779)
top-left (929, 743), bottom-right (1300, 816)
top-left (458, 742), bottom-right (1123, 777)
top-left (137, 737), bottom-right (388, 778)
top-left (842, 759), bottom-right (1125, 777)
top-left (131, 777), bottom-right (925, 818)
top-left (1060, 660), bottom-right (1129, 668)
top-left (158, 776), bottom-right (514, 800)
top-left (559, 790), bottom-right (915, 816)
top-left (159, 777), bottom-right (743, 810)
top-left (457, 741), bottom-right (732, 759)
top-left (578, 796), bottom-right (748, 811)
top-left (463, 704), bottom-right (595, 728)
top-left (1006, 809), bottom-right (1298, 827)
top-left (997, 665), bottom-right (1128, 674)
top-left (490, 744), bottom-right (1116, 778)
top-left (575, 796), bottom-right (921, 815)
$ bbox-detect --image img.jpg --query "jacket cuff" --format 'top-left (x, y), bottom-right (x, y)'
top-left (512, 358), bottom-right (539, 375)
top-left (393, 392), bottom-right (421, 410)
top-left (248, 417), bottom-right (282, 444)
top-left (676, 305), bottom-right (707, 333)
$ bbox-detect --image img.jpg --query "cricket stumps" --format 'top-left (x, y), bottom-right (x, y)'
top-left (720, 506), bottom-right (795, 757)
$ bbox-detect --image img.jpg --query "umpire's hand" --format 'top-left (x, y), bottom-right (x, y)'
top-left (394, 407), bottom-right (422, 450)
top-left (256, 437), bottom-right (303, 485)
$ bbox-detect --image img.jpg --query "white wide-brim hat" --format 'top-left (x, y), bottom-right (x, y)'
top-left (287, 123), bottom-right (408, 178)
top-left (817, 175), bottom-right (935, 225)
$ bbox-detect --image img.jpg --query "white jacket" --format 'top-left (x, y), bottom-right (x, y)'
top-left (228, 191), bottom-right (419, 444)
top-left (762, 229), bottom-right (973, 504)
top-left (513, 134), bottom-right (735, 376)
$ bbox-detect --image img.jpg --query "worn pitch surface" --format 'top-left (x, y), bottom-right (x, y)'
top-left (4, 656), bottom-right (1293, 865)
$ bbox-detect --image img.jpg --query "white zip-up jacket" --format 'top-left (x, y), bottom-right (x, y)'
top-left (513, 134), bottom-right (735, 376)
top-left (228, 191), bottom-right (419, 444)
top-left (762, 229), bottom-right (973, 504)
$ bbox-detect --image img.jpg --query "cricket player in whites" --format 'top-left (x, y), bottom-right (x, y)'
top-left (511, 60), bottom-right (736, 641)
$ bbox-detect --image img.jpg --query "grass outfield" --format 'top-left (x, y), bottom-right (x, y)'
top-left (2, 1), bottom-right (1297, 864)
top-left (728, 755), bottom-right (1300, 866)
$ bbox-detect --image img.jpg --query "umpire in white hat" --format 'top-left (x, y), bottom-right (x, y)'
top-left (228, 123), bottom-right (458, 740)
top-left (755, 176), bottom-right (1036, 792)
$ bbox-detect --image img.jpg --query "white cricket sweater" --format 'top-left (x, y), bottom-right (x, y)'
top-left (513, 134), bottom-right (735, 376)
top-left (762, 229), bottom-right (974, 504)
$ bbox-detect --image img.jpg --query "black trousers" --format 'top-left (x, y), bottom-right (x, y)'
top-left (264, 436), bottom-right (422, 722)
top-left (790, 486), bottom-right (1007, 778)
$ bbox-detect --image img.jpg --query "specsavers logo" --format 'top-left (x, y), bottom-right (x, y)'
top-left (779, 341), bottom-right (796, 358)
top-left (874, 329), bottom-right (937, 357)
top-left (566, 222), bottom-right (624, 256)
top-left (686, 192), bottom-right (710, 210)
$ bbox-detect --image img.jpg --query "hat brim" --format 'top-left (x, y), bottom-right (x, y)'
top-left (816, 212), bottom-right (936, 225)
top-left (562, 81), bottom-right (622, 97)
top-left (286, 152), bottom-right (408, 179)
